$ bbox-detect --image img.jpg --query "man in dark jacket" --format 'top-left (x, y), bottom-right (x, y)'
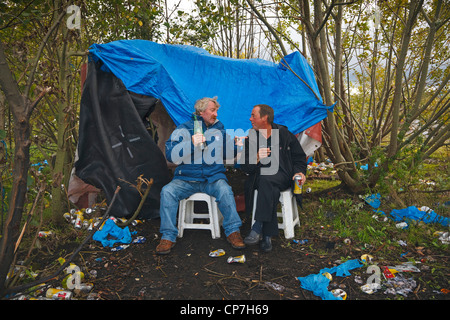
top-left (156, 97), bottom-right (245, 254)
top-left (241, 104), bottom-right (307, 252)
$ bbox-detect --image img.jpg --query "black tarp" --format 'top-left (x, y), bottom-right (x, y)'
top-left (75, 61), bottom-right (170, 219)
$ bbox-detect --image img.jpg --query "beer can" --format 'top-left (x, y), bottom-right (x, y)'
top-left (38, 231), bottom-right (53, 238)
top-left (331, 289), bottom-right (347, 300)
top-left (132, 236), bottom-right (146, 244)
top-left (209, 249), bottom-right (225, 258)
top-left (131, 219), bottom-right (143, 226)
top-left (227, 255), bottom-right (246, 264)
top-left (63, 212), bottom-right (72, 223)
top-left (74, 213), bottom-right (83, 229)
top-left (322, 272), bottom-right (332, 281)
top-left (45, 288), bottom-right (72, 300)
top-left (293, 175), bottom-right (303, 194)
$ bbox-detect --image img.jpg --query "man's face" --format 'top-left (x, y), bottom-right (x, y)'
top-left (199, 101), bottom-right (218, 126)
top-left (249, 106), bottom-right (267, 130)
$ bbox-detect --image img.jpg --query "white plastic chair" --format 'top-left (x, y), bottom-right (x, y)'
top-left (251, 189), bottom-right (300, 239)
top-left (178, 193), bottom-right (223, 239)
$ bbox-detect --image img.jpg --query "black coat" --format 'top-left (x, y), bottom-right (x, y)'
top-left (241, 123), bottom-right (307, 216)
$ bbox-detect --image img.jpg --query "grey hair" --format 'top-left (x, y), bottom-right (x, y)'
top-left (194, 96), bottom-right (220, 115)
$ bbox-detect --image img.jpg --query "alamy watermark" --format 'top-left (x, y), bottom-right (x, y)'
top-left (67, 5), bottom-right (81, 30)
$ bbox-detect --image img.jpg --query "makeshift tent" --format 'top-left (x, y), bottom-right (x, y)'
top-left (74, 40), bottom-right (333, 219)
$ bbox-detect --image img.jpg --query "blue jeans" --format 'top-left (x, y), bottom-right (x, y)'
top-left (159, 179), bottom-right (242, 242)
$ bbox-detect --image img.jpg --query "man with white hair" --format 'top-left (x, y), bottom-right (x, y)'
top-left (156, 97), bottom-right (245, 255)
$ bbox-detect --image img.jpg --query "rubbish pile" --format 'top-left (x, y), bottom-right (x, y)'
top-left (297, 259), bottom-right (363, 300)
top-left (307, 159), bottom-right (336, 176)
top-left (12, 210), bottom-right (147, 300)
top-left (297, 256), bottom-right (428, 300)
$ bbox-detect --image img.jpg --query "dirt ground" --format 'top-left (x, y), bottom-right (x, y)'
top-left (10, 172), bottom-right (449, 307)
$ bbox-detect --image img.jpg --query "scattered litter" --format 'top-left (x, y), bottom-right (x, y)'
top-left (372, 214), bottom-right (388, 222)
top-left (434, 231), bottom-right (449, 244)
top-left (383, 274), bottom-right (417, 297)
top-left (293, 239), bottom-right (309, 245)
top-left (297, 259), bottom-right (363, 300)
top-left (388, 262), bottom-right (421, 273)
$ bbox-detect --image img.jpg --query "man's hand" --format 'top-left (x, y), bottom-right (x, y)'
top-left (234, 136), bottom-right (245, 147)
top-left (192, 133), bottom-right (206, 146)
top-left (292, 172), bottom-right (306, 185)
top-left (257, 147), bottom-right (271, 162)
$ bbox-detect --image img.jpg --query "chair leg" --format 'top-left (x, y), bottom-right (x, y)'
top-left (251, 190), bottom-right (258, 226)
top-left (178, 199), bottom-right (186, 238)
top-left (281, 191), bottom-right (295, 239)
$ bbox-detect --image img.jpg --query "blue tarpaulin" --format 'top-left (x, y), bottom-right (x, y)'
top-left (88, 40), bottom-right (333, 135)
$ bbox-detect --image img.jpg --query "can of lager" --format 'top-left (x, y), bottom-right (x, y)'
top-left (227, 255), bottom-right (246, 264)
top-left (293, 175), bottom-right (303, 194)
top-left (45, 288), bottom-right (72, 300)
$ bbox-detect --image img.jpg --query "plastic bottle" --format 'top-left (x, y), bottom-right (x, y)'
top-left (193, 114), bottom-right (205, 149)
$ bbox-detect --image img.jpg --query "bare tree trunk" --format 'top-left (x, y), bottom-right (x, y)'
top-left (0, 9), bottom-right (64, 295)
top-left (387, 0), bottom-right (423, 158)
top-left (0, 41), bottom-right (33, 296)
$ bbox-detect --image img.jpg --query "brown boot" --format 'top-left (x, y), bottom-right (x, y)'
top-left (156, 239), bottom-right (175, 255)
top-left (227, 231), bottom-right (246, 249)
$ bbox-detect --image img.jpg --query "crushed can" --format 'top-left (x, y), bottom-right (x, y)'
top-left (63, 212), bottom-right (72, 223)
top-left (131, 219), bottom-right (144, 226)
top-left (132, 236), bottom-right (146, 244)
top-left (331, 288), bottom-right (347, 300)
top-left (45, 288), bottom-right (72, 300)
top-left (322, 272), bottom-right (332, 281)
top-left (111, 244), bottom-right (129, 252)
top-left (38, 231), bottom-right (53, 238)
top-left (293, 175), bottom-right (303, 194)
top-left (209, 249), bottom-right (225, 258)
top-left (227, 255), bottom-right (246, 264)
top-left (361, 254), bottom-right (374, 263)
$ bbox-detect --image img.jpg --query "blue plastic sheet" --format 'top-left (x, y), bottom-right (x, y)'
top-left (88, 40), bottom-right (334, 135)
top-left (364, 193), bottom-right (381, 209)
top-left (389, 206), bottom-right (449, 227)
top-left (93, 219), bottom-right (132, 247)
top-left (297, 259), bottom-right (363, 300)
